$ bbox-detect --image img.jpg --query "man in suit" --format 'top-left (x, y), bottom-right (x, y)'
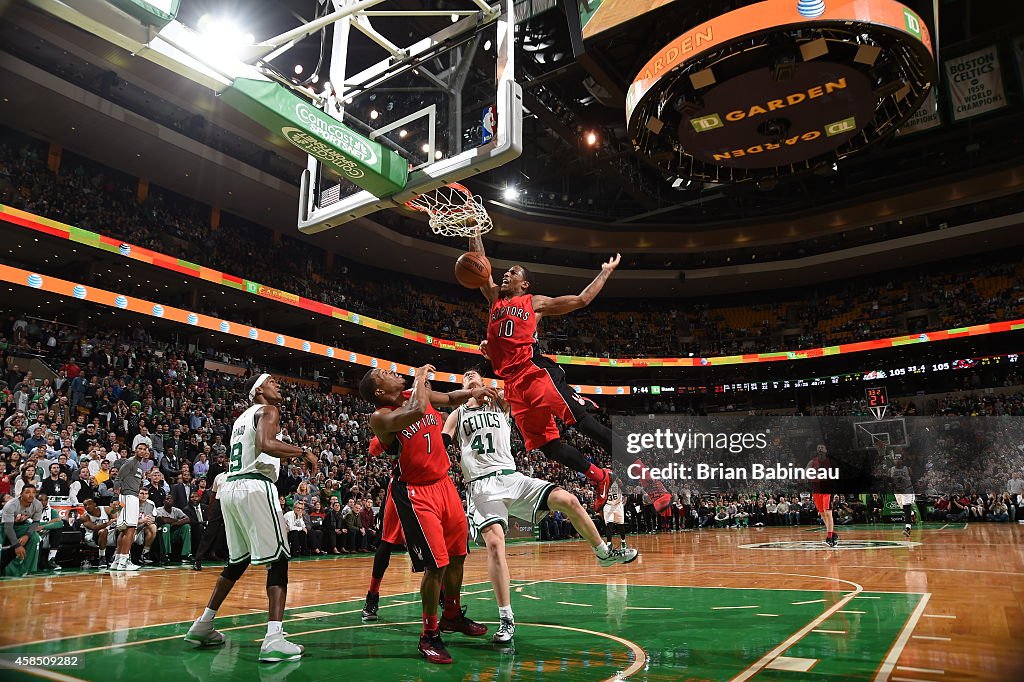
top-left (170, 469), bottom-right (194, 509)
top-left (183, 490), bottom-right (207, 558)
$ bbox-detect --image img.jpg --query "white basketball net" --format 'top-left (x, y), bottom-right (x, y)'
top-left (404, 183), bottom-right (493, 238)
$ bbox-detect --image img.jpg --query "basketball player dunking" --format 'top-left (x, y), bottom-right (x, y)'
top-left (470, 236), bottom-right (670, 512)
top-left (809, 445), bottom-right (838, 548)
top-left (442, 369), bottom-right (638, 643)
top-left (361, 364), bottom-right (498, 664)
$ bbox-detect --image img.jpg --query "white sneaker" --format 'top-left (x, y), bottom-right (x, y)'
top-left (492, 617), bottom-right (515, 643)
top-left (184, 620), bottom-right (226, 647)
top-left (259, 633), bottom-right (303, 663)
top-left (598, 547), bottom-right (639, 567)
top-left (121, 560), bottom-right (142, 571)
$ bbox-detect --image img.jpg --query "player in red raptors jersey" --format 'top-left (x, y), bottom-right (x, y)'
top-left (360, 364), bottom-right (498, 664)
top-left (471, 236), bottom-right (670, 512)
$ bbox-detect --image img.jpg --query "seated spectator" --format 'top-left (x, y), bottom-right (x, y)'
top-left (946, 494), bottom-right (970, 522)
top-left (986, 499), bottom-right (1010, 522)
top-left (283, 500), bottom-right (309, 556)
top-left (360, 497), bottom-right (376, 551)
top-left (154, 495), bottom-right (192, 563)
top-left (1, 484), bottom-right (43, 577)
top-left (135, 488), bottom-right (159, 564)
top-left (40, 461), bottom-right (69, 498)
top-left (81, 497), bottom-right (116, 569)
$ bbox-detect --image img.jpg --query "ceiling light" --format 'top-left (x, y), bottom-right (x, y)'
top-left (502, 186), bottom-right (518, 201)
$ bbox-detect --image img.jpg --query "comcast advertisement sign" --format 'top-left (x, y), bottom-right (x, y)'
top-left (223, 78), bottom-right (407, 198)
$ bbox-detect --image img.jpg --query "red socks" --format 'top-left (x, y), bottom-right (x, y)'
top-left (585, 464), bottom-right (605, 484)
top-left (442, 594), bottom-right (461, 621)
top-left (422, 613), bottom-right (438, 634)
top-left (826, 531), bottom-right (835, 539)
top-left (369, 576), bottom-right (382, 594)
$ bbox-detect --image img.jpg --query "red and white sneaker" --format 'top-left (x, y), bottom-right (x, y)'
top-left (418, 630), bottom-right (453, 664)
top-left (593, 469), bottom-right (613, 511)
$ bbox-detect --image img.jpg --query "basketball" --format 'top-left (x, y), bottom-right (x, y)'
top-left (455, 251), bottom-right (491, 288)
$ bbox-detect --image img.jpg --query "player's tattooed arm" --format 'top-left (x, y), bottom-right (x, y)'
top-left (533, 253), bottom-right (621, 317)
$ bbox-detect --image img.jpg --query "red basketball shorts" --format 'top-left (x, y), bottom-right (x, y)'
top-left (390, 476), bottom-right (467, 572)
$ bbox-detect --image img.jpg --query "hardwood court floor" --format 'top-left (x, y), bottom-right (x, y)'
top-left (1, 524), bottom-right (1021, 680)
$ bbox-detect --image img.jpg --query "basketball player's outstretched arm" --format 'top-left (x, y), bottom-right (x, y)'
top-left (468, 234), bottom-right (500, 303)
top-left (429, 384), bottom-right (500, 408)
top-left (257, 404), bottom-right (318, 474)
top-left (533, 253), bottom-right (620, 317)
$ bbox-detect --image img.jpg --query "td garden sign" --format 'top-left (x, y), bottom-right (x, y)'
top-left (222, 78), bottom-right (407, 197)
top-left (682, 69), bottom-right (872, 168)
top-left (626, 0), bottom-right (936, 182)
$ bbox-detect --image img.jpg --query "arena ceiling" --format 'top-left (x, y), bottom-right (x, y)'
top-left (1, 0), bottom-right (1022, 294)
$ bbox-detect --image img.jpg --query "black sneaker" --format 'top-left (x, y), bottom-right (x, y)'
top-left (192, 559), bottom-right (203, 571)
top-left (903, 525), bottom-right (912, 538)
top-left (825, 534), bottom-right (838, 548)
top-left (47, 558), bottom-right (62, 571)
top-left (440, 606), bottom-right (487, 636)
top-left (140, 554), bottom-right (154, 565)
top-left (361, 592), bottom-right (379, 622)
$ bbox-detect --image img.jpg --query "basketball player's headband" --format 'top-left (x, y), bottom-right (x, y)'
top-left (249, 373), bottom-right (272, 401)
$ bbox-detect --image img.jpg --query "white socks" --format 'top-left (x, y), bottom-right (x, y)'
top-left (266, 621), bottom-right (283, 637)
top-left (198, 608), bottom-right (217, 623)
top-left (498, 606), bottom-right (514, 621)
top-left (594, 542), bottom-right (611, 558)
top-left (48, 550), bottom-right (58, 560)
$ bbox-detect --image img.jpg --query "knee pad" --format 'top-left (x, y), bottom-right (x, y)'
top-left (267, 557), bottom-right (289, 588)
top-left (221, 558), bottom-right (250, 582)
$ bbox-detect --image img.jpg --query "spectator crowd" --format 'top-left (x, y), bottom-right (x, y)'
top-left (1, 131), bottom-right (1022, 361)
top-left (2, 309), bottom-right (1022, 576)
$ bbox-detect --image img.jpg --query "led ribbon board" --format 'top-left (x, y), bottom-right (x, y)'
top-left (627, 0), bottom-right (935, 182)
top-left (0, 263), bottom-right (629, 396)
top-left (4, 205), bottom-right (1023, 368)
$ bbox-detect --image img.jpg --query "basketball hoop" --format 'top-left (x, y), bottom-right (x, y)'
top-left (404, 183), bottom-right (493, 238)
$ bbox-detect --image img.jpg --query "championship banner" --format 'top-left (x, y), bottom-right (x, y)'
top-left (895, 88), bottom-right (941, 136)
top-left (945, 46), bottom-right (1007, 121)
